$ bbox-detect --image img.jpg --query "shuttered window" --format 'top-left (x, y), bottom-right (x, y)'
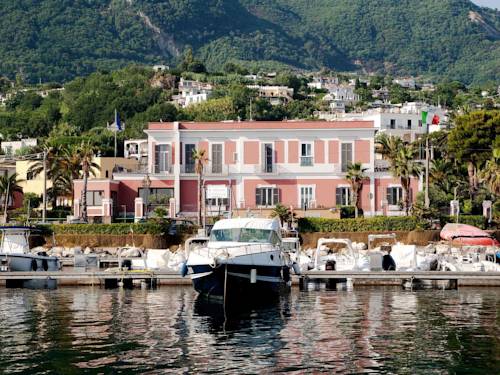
top-left (386, 187), bottom-right (403, 205)
top-left (335, 187), bottom-right (351, 206)
top-left (256, 187), bottom-right (279, 207)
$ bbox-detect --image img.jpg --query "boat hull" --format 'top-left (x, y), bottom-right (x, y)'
top-left (1, 253), bottom-right (60, 289)
top-left (190, 264), bottom-right (290, 300)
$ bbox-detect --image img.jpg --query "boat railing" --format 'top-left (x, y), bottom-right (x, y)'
top-left (190, 242), bottom-right (279, 260)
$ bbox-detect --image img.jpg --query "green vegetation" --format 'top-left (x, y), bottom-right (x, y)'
top-left (298, 215), bottom-right (488, 233)
top-left (39, 221), bottom-right (171, 236)
top-left (0, 1), bottom-right (498, 84)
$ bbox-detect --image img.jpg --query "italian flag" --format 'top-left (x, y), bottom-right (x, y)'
top-left (422, 111), bottom-right (440, 125)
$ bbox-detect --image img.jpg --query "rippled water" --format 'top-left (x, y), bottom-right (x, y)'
top-left (0, 286), bottom-right (499, 374)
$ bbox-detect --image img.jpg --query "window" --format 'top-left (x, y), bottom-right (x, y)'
top-left (390, 119), bottom-right (396, 129)
top-left (341, 143), bottom-right (353, 172)
top-left (263, 143), bottom-right (274, 173)
top-left (184, 144), bottom-right (195, 173)
top-left (256, 187), bottom-right (279, 207)
top-left (86, 191), bottom-right (104, 206)
top-left (206, 197), bottom-right (228, 207)
top-left (336, 187), bottom-right (351, 206)
top-left (210, 228), bottom-right (275, 243)
top-left (418, 120), bottom-right (423, 127)
top-left (155, 144), bottom-right (171, 173)
top-left (300, 143), bottom-right (313, 166)
top-left (139, 188), bottom-right (174, 205)
top-left (407, 119), bottom-right (412, 129)
top-left (211, 144), bottom-right (223, 174)
top-left (386, 187), bottom-right (403, 206)
top-left (300, 186), bottom-right (314, 209)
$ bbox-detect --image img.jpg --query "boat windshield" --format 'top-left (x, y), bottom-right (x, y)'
top-left (210, 228), bottom-right (277, 244)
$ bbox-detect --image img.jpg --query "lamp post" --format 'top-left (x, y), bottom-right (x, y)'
top-left (142, 174), bottom-right (151, 219)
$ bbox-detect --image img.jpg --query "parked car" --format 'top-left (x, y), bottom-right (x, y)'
top-left (168, 219), bottom-right (196, 236)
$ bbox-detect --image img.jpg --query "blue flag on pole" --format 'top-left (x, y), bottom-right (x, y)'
top-left (108, 109), bottom-right (123, 132)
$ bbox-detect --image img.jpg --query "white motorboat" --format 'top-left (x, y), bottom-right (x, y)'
top-left (184, 218), bottom-right (292, 300)
top-left (0, 226), bottom-right (60, 288)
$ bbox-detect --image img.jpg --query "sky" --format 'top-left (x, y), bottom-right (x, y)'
top-left (471, 0), bottom-right (499, 9)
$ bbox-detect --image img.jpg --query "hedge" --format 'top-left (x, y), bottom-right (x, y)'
top-left (298, 216), bottom-right (421, 233)
top-left (37, 221), bottom-right (170, 236)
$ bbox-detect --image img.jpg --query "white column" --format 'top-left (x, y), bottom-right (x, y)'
top-left (134, 197), bottom-right (144, 222)
top-left (369, 176), bottom-right (376, 217)
top-left (74, 199), bottom-right (80, 218)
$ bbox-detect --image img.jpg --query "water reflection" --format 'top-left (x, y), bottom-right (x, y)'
top-left (0, 287), bottom-right (498, 374)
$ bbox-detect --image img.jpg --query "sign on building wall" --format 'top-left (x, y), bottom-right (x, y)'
top-left (206, 185), bottom-right (229, 199)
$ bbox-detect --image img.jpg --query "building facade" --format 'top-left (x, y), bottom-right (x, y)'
top-left (73, 121), bottom-right (421, 222)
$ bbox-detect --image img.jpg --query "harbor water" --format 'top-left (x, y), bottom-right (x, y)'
top-left (0, 286), bottom-right (499, 374)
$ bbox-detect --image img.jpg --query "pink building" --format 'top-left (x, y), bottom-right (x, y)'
top-left (73, 121), bottom-right (421, 222)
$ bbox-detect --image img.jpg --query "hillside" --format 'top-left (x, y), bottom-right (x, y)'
top-left (0, 0), bottom-right (499, 84)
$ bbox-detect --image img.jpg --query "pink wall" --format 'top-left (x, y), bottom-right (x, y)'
top-left (150, 142), bottom-right (155, 170)
top-left (355, 140), bottom-right (370, 164)
top-left (275, 141), bottom-right (285, 163)
top-left (244, 141), bottom-right (259, 164)
top-left (329, 141), bottom-right (339, 163)
top-left (314, 140), bottom-right (325, 164)
top-left (171, 142), bottom-right (175, 164)
top-left (198, 141), bottom-right (208, 154)
top-left (242, 178), bottom-right (373, 210)
top-left (224, 141), bottom-right (236, 164)
top-left (288, 141), bottom-right (298, 163)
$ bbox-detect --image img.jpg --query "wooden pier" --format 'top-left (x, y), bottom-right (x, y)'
top-left (0, 270), bottom-right (500, 288)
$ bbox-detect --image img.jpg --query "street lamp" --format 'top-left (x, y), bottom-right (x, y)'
top-left (142, 174), bottom-right (151, 218)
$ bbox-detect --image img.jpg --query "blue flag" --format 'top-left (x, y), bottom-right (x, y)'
top-left (108, 109), bottom-right (124, 132)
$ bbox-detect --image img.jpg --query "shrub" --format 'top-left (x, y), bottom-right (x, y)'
top-left (298, 216), bottom-right (421, 233)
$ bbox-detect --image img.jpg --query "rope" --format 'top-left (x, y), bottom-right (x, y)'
top-left (223, 263), bottom-right (228, 332)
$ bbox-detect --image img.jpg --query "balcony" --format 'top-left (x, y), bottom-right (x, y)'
top-left (205, 163), bottom-right (229, 177)
top-left (252, 164), bottom-right (279, 175)
top-left (374, 159), bottom-right (390, 172)
top-left (180, 164), bottom-right (196, 174)
top-left (300, 156), bottom-right (314, 167)
top-left (153, 165), bottom-right (173, 175)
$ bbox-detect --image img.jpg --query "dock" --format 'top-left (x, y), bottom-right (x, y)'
top-left (1, 270), bottom-right (500, 288)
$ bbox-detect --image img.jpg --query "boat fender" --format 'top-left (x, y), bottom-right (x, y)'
top-left (31, 259), bottom-right (38, 271)
top-left (282, 267), bottom-right (290, 283)
top-left (292, 262), bottom-right (301, 275)
top-left (180, 262), bottom-right (188, 277)
top-left (42, 259), bottom-right (49, 271)
top-left (382, 255), bottom-right (396, 271)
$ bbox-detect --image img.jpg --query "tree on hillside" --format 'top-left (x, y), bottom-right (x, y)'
top-left (448, 110), bottom-right (500, 200)
top-left (345, 162), bottom-right (368, 218)
top-left (391, 146), bottom-right (423, 216)
top-left (193, 148), bottom-right (208, 226)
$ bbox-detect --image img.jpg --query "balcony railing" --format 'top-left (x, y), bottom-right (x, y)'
top-left (153, 165), bottom-right (173, 174)
top-left (205, 163), bottom-right (229, 176)
top-left (300, 156), bottom-right (314, 167)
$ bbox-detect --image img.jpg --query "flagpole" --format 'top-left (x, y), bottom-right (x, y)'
top-left (424, 112), bottom-right (430, 209)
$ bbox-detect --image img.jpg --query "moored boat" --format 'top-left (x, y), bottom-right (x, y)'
top-left (0, 226), bottom-right (60, 288)
top-left (184, 218), bottom-right (292, 300)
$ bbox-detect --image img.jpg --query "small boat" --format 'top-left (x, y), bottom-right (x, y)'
top-left (0, 226), bottom-right (60, 288)
top-left (184, 218), bottom-right (292, 300)
top-left (440, 223), bottom-right (499, 247)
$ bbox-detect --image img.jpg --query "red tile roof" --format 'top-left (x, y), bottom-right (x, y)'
top-left (148, 120), bottom-right (373, 131)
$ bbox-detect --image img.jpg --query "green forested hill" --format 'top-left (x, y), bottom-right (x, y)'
top-left (0, 0), bottom-right (499, 84)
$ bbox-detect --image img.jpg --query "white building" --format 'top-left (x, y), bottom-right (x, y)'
top-left (307, 76), bottom-right (339, 90)
top-left (172, 78), bottom-right (213, 108)
top-left (247, 85), bottom-right (294, 105)
top-left (1, 138), bottom-right (37, 157)
top-left (327, 84), bottom-right (360, 105)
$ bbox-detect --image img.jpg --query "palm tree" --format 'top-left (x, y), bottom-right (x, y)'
top-left (375, 133), bottom-right (404, 168)
top-left (0, 173), bottom-right (23, 219)
top-left (391, 146), bottom-right (423, 216)
top-left (479, 148), bottom-right (500, 197)
top-left (192, 148), bottom-right (208, 226)
top-left (78, 141), bottom-right (97, 222)
top-left (346, 162), bottom-right (368, 218)
top-left (61, 144), bottom-right (99, 204)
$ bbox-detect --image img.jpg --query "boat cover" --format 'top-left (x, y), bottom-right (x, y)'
top-left (440, 223), bottom-right (499, 246)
